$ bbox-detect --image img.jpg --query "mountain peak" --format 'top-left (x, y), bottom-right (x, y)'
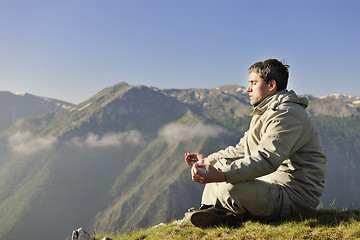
top-left (0, 91), bottom-right (74, 132)
top-left (319, 93), bottom-right (360, 101)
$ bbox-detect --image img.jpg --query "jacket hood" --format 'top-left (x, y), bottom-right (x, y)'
top-left (251, 90), bottom-right (308, 115)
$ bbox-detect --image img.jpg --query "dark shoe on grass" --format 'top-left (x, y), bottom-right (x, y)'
top-left (190, 206), bottom-right (243, 228)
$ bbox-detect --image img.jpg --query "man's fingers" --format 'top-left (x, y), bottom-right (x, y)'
top-left (185, 152), bottom-right (208, 167)
top-left (185, 152), bottom-right (198, 166)
top-left (196, 168), bottom-right (206, 178)
top-left (191, 164), bottom-right (206, 183)
top-left (191, 164), bottom-right (197, 175)
top-left (192, 173), bottom-right (205, 184)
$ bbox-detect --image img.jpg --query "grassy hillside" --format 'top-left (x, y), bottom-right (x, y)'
top-left (93, 209), bottom-right (360, 240)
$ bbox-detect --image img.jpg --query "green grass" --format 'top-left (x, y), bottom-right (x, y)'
top-left (93, 209), bottom-right (360, 240)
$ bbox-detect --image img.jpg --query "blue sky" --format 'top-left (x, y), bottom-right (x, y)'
top-left (1, 0), bottom-right (359, 104)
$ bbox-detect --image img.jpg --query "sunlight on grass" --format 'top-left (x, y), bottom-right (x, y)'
top-left (93, 209), bottom-right (360, 240)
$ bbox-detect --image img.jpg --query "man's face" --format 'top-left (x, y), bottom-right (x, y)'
top-left (246, 72), bottom-right (273, 106)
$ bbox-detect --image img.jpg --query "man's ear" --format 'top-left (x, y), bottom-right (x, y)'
top-left (268, 80), bottom-right (277, 92)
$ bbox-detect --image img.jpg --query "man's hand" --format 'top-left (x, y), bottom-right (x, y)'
top-left (191, 161), bottom-right (226, 184)
top-left (185, 152), bottom-right (207, 166)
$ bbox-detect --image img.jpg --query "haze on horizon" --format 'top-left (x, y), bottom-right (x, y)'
top-left (1, 0), bottom-right (359, 104)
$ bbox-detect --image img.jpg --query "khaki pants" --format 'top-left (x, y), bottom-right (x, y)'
top-left (201, 159), bottom-right (301, 219)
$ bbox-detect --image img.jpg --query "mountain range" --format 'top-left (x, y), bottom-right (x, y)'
top-left (0, 91), bottom-right (74, 132)
top-left (0, 82), bottom-right (359, 240)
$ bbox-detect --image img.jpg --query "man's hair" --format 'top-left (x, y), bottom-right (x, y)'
top-left (248, 59), bottom-right (289, 91)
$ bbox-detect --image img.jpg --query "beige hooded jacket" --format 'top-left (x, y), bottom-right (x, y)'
top-left (207, 90), bottom-right (327, 210)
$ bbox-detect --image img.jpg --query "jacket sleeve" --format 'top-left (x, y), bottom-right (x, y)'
top-left (224, 110), bottom-right (304, 183)
top-left (206, 131), bottom-right (248, 165)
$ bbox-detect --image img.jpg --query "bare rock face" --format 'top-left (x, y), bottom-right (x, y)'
top-left (71, 227), bottom-right (92, 240)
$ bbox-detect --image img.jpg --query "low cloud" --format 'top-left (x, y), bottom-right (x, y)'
top-left (71, 130), bottom-right (143, 148)
top-left (8, 131), bottom-right (57, 155)
top-left (159, 122), bottom-right (226, 145)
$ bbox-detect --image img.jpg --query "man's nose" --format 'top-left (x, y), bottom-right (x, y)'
top-left (246, 85), bottom-right (252, 92)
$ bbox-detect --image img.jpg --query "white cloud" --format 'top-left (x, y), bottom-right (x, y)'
top-left (8, 131), bottom-right (57, 155)
top-left (159, 122), bottom-right (226, 145)
top-left (71, 130), bottom-right (143, 148)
